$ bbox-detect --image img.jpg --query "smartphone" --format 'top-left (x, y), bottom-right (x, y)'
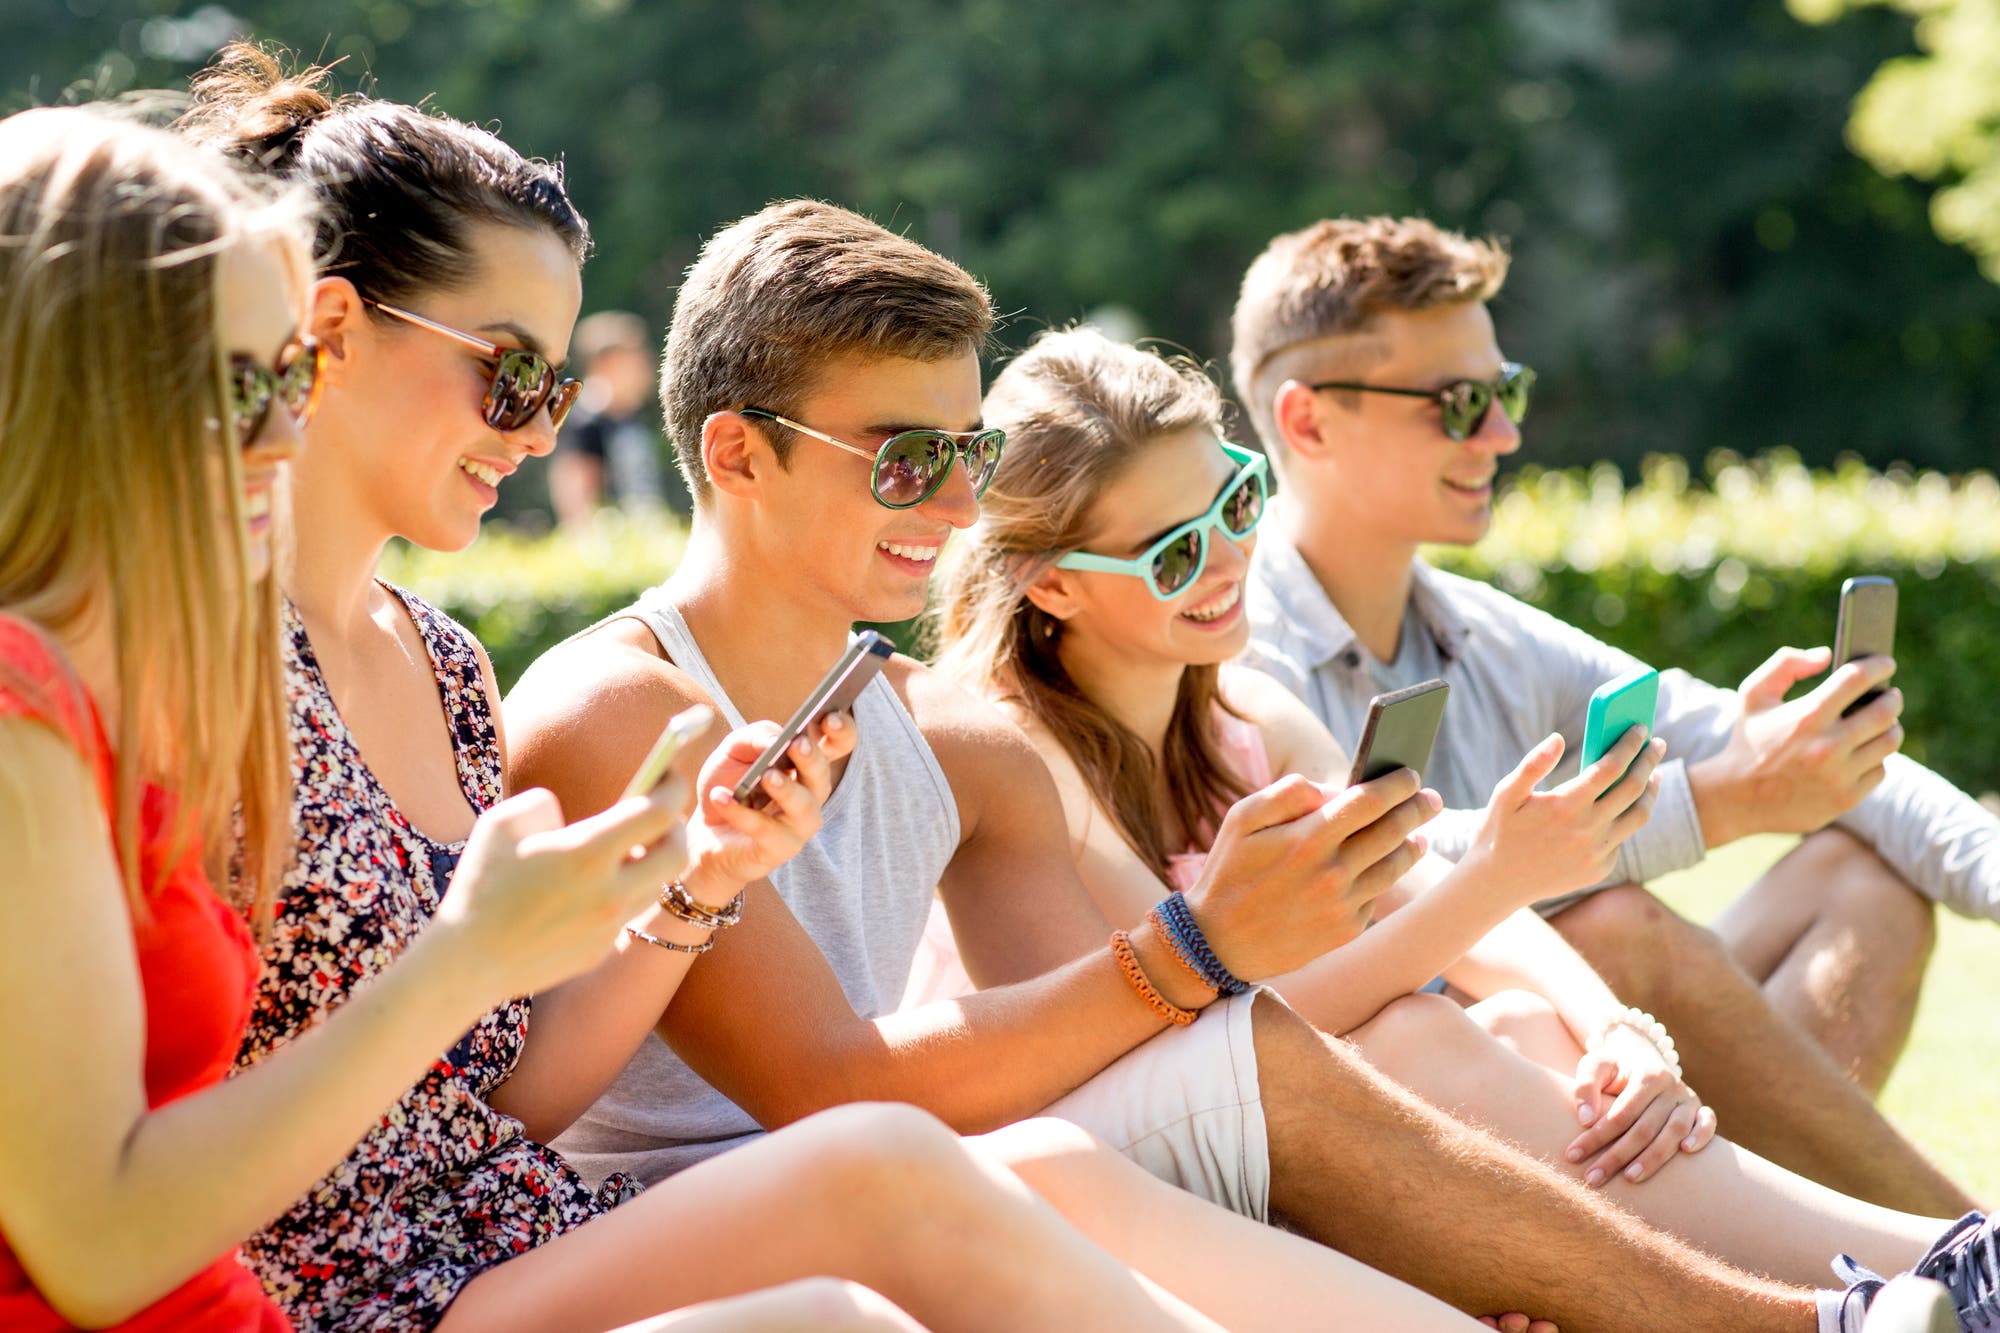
top-left (621, 704), bottom-right (717, 801)
top-left (1348, 679), bottom-right (1450, 785)
top-left (731, 630), bottom-right (894, 810)
top-left (1832, 575), bottom-right (1897, 718)
top-left (1580, 666), bottom-right (1659, 773)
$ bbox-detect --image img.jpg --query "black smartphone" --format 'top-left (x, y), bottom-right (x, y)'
top-left (731, 631), bottom-right (894, 810)
top-left (1832, 576), bottom-right (1897, 718)
top-left (1348, 678), bottom-right (1450, 785)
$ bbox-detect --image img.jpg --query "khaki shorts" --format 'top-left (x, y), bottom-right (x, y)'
top-left (1039, 988), bottom-right (1272, 1222)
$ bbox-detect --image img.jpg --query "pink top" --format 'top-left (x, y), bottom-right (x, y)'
top-left (901, 709), bottom-right (1273, 1009)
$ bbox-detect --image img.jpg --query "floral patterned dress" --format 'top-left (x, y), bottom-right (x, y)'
top-left (237, 585), bottom-right (638, 1332)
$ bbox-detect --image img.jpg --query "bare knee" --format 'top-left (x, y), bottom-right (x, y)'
top-left (1470, 989), bottom-right (1563, 1044)
top-left (637, 1279), bottom-right (921, 1333)
top-left (1799, 829), bottom-right (1936, 967)
top-left (1349, 992), bottom-right (1511, 1096)
top-left (781, 1103), bottom-right (989, 1208)
top-left (1554, 884), bottom-right (1731, 1008)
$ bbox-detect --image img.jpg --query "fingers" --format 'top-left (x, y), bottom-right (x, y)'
top-left (1624, 1094), bottom-right (1701, 1183)
top-left (1220, 772), bottom-right (1339, 836)
top-left (811, 710), bottom-right (857, 763)
top-left (1804, 655), bottom-right (1897, 725)
top-left (1606, 777), bottom-right (1660, 843)
top-left (1569, 724), bottom-right (1648, 800)
top-left (474, 786), bottom-right (566, 844)
top-left (1597, 736), bottom-right (1665, 812)
top-left (1681, 1103), bottom-right (1719, 1155)
top-left (541, 786), bottom-right (684, 863)
top-left (1318, 768), bottom-right (1426, 842)
top-left (1580, 1088), bottom-right (1677, 1186)
top-left (1739, 645), bottom-right (1832, 711)
top-left (1566, 1051), bottom-right (1620, 1150)
top-left (1492, 734), bottom-right (1565, 810)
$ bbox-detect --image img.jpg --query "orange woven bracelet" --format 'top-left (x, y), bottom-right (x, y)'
top-left (1146, 905), bottom-right (1219, 997)
top-left (1110, 930), bottom-right (1198, 1027)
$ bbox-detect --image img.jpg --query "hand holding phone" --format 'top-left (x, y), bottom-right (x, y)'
top-left (1832, 576), bottom-right (1897, 718)
top-left (732, 631), bottom-right (893, 811)
top-left (1348, 679), bottom-right (1450, 785)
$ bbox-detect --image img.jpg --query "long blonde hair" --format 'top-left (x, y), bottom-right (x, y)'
top-left (935, 327), bottom-right (1253, 879)
top-left (0, 107), bottom-right (309, 923)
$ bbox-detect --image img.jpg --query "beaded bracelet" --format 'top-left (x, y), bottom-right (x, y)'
top-left (625, 924), bottom-right (713, 955)
top-left (1592, 1005), bottom-right (1682, 1080)
top-left (1154, 891), bottom-right (1249, 997)
top-left (658, 879), bottom-right (744, 931)
top-left (1110, 930), bottom-right (1197, 1027)
top-left (1146, 905), bottom-right (1219, 997)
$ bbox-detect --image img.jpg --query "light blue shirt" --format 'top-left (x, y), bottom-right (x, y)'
top-left (1242, 508), bottom-right (2000, 922)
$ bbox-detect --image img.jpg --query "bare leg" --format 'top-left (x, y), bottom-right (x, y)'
top-left (1713, 830), bottom-right (1936, 1095)
top-left (438, 1103), bottom-right (1221, 1333)
top-left (1249, 993), bottom-right (1822, 1331)
top-left (973, 1116), bottom-right (1491, 1332)
top-left (1350, 990), bottom-right (1944, 1287)
top-left (1552, 883), bottom-right (1976, 1216)
top-left (612, 1280), bottom-right (927, 1332)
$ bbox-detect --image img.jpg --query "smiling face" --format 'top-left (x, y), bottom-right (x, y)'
top-left (1040, 426), bottom-right (1257, 670)
top-left (1284, 300), bottom-right (1522, 549)
top-left (212, 231), bottom-right (310, 583)
top-left (303, 221), bottom-right (582, 552)
top-left (743, 348), bottom-right (987, 626)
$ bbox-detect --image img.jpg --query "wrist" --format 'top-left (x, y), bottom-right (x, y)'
top-left (1688, 754), bottom-right (1750, 847)
top-left (1591, 1005), bottom-right (1682, 1079)
top-left (677, 857), bottom-right (747, 911)
top-left (1129, 919), bottom-right (1219, 1014)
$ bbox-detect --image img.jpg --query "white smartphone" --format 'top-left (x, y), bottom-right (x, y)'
top-left (620, 704), bottom-right (717, 800)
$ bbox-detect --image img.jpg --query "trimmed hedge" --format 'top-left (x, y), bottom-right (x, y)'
top-left (386, 452), bottom-right (2000, 794)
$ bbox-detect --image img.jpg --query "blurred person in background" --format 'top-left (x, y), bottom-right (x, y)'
top-left (551, 309), bottom-right (689, 526)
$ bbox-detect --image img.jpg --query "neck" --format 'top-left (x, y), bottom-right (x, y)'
top-left (664, 514), bottom-right (871, 724)
top-left (282, 445), bottom-right (396, 641)
top-left (1272, 494), bottom-right (1419, 663)
top-left (1053, 627), bottom-right (1187, 760)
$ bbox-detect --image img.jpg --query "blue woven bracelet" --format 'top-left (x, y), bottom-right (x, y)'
top-left (1157, 891), bottom-right (1249, 996)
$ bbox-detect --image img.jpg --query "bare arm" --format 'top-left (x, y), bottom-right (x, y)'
top-left (0, 718), bottom-right (679, 1325)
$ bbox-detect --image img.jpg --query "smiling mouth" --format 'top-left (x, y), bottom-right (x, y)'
top-left (1443, 477), bottom-right (1494, 494)
top-left (877, 540), bottom-right (941, 565)
top-left (460, 458), bottom-right (506, 487)
top-left (1181, 582), bottom-right (1241, 622)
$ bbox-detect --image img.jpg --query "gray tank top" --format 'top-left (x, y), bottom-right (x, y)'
top-left (549, 588), bottom-right (962, 1185)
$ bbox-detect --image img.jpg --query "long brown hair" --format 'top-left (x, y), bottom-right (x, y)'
top-left (935, 327), bottom-right (1252, 880)
top-left (0, 107), bottom-right (309, 922)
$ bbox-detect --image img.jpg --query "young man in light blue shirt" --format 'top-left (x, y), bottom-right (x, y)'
top-left (1233, 215), bottom-right (1991, 1219)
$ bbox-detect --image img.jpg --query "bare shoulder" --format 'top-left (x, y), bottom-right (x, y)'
top-left (886, 657), bottom-right (1060, 841)
top-left (504, 617), bottom-right (719, 820)
top-left (1219, 660), bottom-right (1348, 781)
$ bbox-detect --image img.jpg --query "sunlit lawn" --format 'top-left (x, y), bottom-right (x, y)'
top-left (1651, 835), bottom-right (1999, 1203)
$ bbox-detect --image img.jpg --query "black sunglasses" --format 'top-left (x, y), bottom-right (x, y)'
top-left (1311, 361), bottom-right (1536, 442)
top-left (368, 299), bottom-right (581, 433)
top-left (228, 335), bottom-right (324, 449)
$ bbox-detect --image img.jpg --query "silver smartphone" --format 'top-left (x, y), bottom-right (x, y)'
top-left (731, 631), bottom-right (893, 810)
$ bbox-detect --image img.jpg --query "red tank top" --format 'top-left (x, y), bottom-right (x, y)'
top-left (0, 617), bottom-right (288, 1332)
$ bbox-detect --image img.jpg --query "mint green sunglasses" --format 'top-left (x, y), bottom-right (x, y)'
top-left (1055, 442), bottom-right (1269, 600)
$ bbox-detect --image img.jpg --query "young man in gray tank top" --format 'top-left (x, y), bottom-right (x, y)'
top-left (1231, 216), bottom-right (1986, 1222)
top-left (504, 200), bottom-right (1948, 1333)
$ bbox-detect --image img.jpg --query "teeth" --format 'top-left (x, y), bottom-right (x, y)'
top-left (878, 541), bottom-right (940, 563)
top-left (460, 459), bottom-right (503, 487)
top-left (1182, 582), bottom-right (1241, 622)
top-left (244, 489), bottom-right (271, 519)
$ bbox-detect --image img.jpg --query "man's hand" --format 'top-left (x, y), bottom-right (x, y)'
top-left (1565, 1025), bottom-right (1718, 1187)
top-left (1462, 729), bottom-right (1664, 905)
top-left (1690, 646), bottom-right (1903, 847)
top-left (1189, 770), bottom-right (1440, 982)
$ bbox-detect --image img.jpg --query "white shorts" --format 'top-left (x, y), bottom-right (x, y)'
top-left (1039, 988), bottom-right (1273, 1222)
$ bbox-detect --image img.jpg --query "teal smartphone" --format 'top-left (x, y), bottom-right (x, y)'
top-left (1580, 666), bottom-right (1659, 772)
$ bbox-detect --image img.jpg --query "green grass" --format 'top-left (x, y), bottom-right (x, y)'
top-left (1652, 835), bottom-right (2000, 1203)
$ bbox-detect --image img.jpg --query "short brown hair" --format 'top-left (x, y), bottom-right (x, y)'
top-left (661, 199), bottom-right (994, 498)
top-left (1230, 216), bottom-right (1508, 451)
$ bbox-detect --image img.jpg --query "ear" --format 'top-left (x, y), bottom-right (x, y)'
top-left (308, 276), bottom-right (366, 364)
top-left (702, 410), bottom-right (765, 501)
top-left (1273, 379), bottom-right (1336, 462)
top-left (1022, 561), bottom-right (1084, 622)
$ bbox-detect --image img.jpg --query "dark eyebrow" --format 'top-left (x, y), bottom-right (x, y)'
top-left (476, 321), bottom-right (570, 374)
top-left (1122, 468), bottom-right (1236, 555)
top-left (864, 419), bottom-right (986, 439)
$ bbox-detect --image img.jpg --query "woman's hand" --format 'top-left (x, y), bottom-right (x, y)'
top-left (679, 713), bottom-right (857, 907)
top-left (1462, 729), bottom-right (1665, 907)
top-left (1565, 1024), bottom-right (1718, 1187)
top-left (434, 780), bottom-right (689, 999)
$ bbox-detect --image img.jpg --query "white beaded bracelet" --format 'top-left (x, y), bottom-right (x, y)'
top-left (1592, 1005), bottom-right (1682, 1080)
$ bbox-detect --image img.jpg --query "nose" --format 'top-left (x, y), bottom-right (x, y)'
top-left (1473, 401), bottom-right (1522, 458)
top-left (245, 402), bottom-right (306, 466)
top-left (505, 407), bottom-right (561, 459)
top-left (918, 450), bottom-right (982, 531)
top-left (1211, 527), bottom-right (1254, 579)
